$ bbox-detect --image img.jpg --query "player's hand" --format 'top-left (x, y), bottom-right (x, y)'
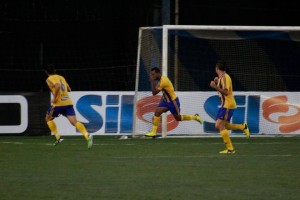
top-left (214, 77), bottom-right (219, 84)
top-left (149, 75), bottom-right (155, 82)
top-left (210, 81), bottom-right (217, 89)
top-left (51, 98), bottom-right (57, 103)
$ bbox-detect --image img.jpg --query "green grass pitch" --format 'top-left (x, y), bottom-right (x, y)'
top-left (0, 135), bottom-right (299, 200)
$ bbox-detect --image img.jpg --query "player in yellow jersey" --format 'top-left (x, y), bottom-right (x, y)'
top-left (44, 64), bottom-right (93, 149)
top-left (145, 67), bottom-right (203, 137)
top-left (210, 60), bottom-right (250, 154)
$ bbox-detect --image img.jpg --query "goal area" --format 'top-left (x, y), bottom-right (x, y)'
top-left (133, 25), bottom-right (300, 137)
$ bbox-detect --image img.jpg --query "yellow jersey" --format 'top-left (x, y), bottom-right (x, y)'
top-left (46, 74), bottom-right (73, 106)
top-left (156, 76), bottom-right (177, 102)
top-left (217, 73), bottom-right (237, 109)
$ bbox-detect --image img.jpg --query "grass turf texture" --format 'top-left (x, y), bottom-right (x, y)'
top-left (0, 136), bottom-right (299, 200)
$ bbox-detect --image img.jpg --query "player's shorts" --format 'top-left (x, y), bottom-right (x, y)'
top-left (158, 97), bottom-right (180, 115)
top-left (216, 107), bottom-right (234, 121)
top-left (47, 105), bottom-right (76, 118)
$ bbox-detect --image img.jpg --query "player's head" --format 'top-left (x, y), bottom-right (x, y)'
top-left (215, 60), bottom-right (226, 71)
top-left (45, 64), bottom-right (56, 75)
top-left (150, 67), bottom-right (161, 80)
top-left (151, 67), bottom-right (161, 73)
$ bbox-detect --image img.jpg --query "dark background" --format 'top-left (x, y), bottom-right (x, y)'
top-left (1, 0), bottom-right (300, 92)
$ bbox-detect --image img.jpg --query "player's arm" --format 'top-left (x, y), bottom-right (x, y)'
top-left (210, 80), bottom-right (229, 96)
top-left (63, 77), bottom-right (71, 92)
top-left (149, 76), bottom-right (160, 95)
top-left (51, 83), bottom-right (60, 103)
top-left (46, 79), bottom-right (53, 92)
top-left (67, 83), bottom-right (71, 92)
top-left (46, 79), bottom-right (55, 97)
top-left (150, 81), bottom-right (160, 95)
top-left (214, 77), bottom-right (219, 84)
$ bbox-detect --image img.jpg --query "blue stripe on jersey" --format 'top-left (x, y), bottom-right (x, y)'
top-left (163, 89), bottom-right (172, 103)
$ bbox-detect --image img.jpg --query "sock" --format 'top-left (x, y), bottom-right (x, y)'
top-left (181, 115), bottom-right (196, 121)
top-left (47, 120), bottom-right (60, 140)
top-left (225, 123), bottom-right (244, 130)
top-left (75, 122), bottom-right (89, 140)
top-left (151, 116), bottom-right (160, 134)
top-left (220, 129), bottom-right (234, 150)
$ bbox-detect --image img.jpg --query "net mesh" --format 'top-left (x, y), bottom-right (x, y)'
top-left (134, 26), bottom-right (300, 136)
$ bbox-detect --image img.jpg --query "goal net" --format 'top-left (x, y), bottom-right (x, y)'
top-left (133, 25), bottom-right (300, 137)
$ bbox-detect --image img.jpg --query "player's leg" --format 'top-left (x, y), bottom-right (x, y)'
top-left (145, 106), bottom-right (168, 137)
top-left (64, 105), bottom-right (93, 148)
top-left (45, 106), bottom-right (63, 145)
top-left (242, 123), bottom-right (250, 138)
top-left (225, 123), bottom-right (250, 138)
top-left (67, 115), bottom-right (89, 139)
top-left (217, 120), bottom-right (235, 154)
top-left (225, 123), bottom-right (243, 130)
top-left (171, 98), bottom-right (203, 123)
top-left (216, 108), bottom-right (235, 154)
top-left (180, 114), bottom-right (203, 124)
top-left (67, 115), bottom-right (93, 149)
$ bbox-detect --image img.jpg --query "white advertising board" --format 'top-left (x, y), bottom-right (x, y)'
top-left (54, 91), bottom-right (300, 135)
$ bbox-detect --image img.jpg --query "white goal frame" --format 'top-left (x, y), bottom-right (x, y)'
top-left (133, 25), bottom-right (300, 138)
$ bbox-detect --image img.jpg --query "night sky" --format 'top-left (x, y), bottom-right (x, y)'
top-left (0, 0), bottom-right (299, 91)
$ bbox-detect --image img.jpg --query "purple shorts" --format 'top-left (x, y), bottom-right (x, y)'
top-left (216, 107), bottom-right (234, 121)
top-left (158, 97), bottom-right (180, 115)
top-left (47, 105), bottom-right (76, 118)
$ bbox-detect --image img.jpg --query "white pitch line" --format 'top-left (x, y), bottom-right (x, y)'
top-left (0, 142), bottom-right (296, 158)
top-left (0, 141), bottom-right (24, 144)
top-left (0, 141), bottom-right (297, 146)
top-left (106, 154), bottom-right (295, 159)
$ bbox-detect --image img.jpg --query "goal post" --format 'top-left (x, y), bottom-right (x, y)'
top-left (133, 25), bottom-right (300, 138)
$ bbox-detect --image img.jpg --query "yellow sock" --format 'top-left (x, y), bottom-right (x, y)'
top-left (47, 120), bottom-right (60, 140)
top-left (181, 115), bottom-right (196, 121)
top-left (75, 122), bottom-right (89, 140)
top-left (220, 129), bottom-right (234, 150)
top-left (151, 116), bottom-right (160, 134)
top-left (225, 123), bottom-right (244, 130)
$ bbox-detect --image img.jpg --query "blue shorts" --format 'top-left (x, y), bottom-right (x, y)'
top-left (47, 105), bottom-right (76, 118)
top-left (216, 107), bottom-right (234, 122)
top-left (158, 97), bottom-right (180, 115)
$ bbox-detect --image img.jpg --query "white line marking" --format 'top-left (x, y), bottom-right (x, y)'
top-left (0, 142), bottom-right (297, 158)
top-left (0, 141), bottom-right (23, 144)
top-left (107, 154), bottom-right (295, 159)
top-left (0, 141), bottom-right (297, 146)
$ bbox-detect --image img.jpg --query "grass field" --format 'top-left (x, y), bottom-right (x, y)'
top-left (0, 135), bottom-right (299, 200)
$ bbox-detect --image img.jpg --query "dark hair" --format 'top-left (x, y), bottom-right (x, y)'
top-left (216, 60), bottom-right (226, 71)
top-left (151, 67), bottom-right (161, 73)
top-left (45, 64), bottom-right (56, 74)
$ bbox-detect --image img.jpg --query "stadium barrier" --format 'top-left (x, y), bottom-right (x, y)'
top-left (0, 92), bottom-right (49, 135)
top-left (1, 91), bottom-right (299, 136)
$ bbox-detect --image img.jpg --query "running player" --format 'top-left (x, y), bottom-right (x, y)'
top-left (44, 64), bottom-right (93, 148)
top-left (145, 67), bottom-right (203, 137)
top-left (210, 60), bottom-right (250, 154)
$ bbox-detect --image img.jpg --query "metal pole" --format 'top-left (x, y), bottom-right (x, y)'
top-left (174, 0), bottom-right (179, 90)
top-left (162, 0), bottom-right (170, 137)
top-left (132, 28), bottom-right (143, 137)
top-left (175, 0), bottom-right (179, 25)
